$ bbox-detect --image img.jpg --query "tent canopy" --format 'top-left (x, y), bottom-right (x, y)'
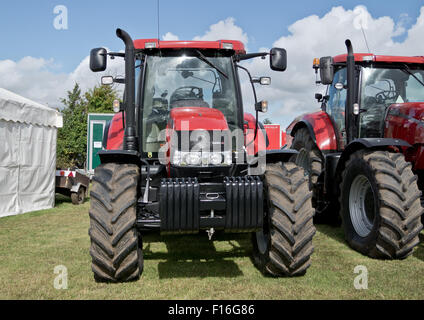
top-left (0, 88), bottom-right (63, 217)
top-left (0, 88), bottom-right (63, 127)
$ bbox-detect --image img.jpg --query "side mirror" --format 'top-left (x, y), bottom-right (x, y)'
top-left (90, 48), bottom-right (107, 72)
top-left (319, 56), bottom-right (334, 85)
top-left (270, 48), bottom-right (287, 72)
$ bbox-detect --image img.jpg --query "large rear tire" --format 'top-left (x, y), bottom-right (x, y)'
top-left (88, 163), bottom-right (143, 282)
top-left (340, 150), bottom-right (423, 259)
top-left (252, 162), bottom-right (316, 276)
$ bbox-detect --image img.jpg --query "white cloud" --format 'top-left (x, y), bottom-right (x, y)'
top-left (162, 32), bottom-right (179, 41)
top-left (242, 5), bottom-right (424, 128)
top-left (193, 17), bottom-right (248, 47)
top-left (1, 6), bottom-right (424, 129)
top-left (0, 51), bottom-right (124, 108)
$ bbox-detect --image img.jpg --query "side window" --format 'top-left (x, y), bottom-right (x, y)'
top-left (326, 68), bottom-right (347, 145)
top-left (405, 71), bottom-right (424, 102)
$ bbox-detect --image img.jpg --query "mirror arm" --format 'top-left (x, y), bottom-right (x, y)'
top-left (234, 52), bottom-right (268, 62)
top-left (237, 64), bottom-right (260, 144)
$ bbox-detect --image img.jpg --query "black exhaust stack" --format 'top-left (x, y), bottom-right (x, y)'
top-left (116, 28), bottom-right (138, 151)
top-left (345, 39), bottom-right (358, 143)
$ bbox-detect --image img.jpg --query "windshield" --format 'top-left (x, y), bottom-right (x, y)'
top-left (140, 51), bottom-right (239, 154)
top-left (359, 66), bottom-right (424, 138)
top-left (361, 66), bottom-right (424, 105)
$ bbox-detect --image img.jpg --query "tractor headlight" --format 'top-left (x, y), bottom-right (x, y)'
top-left (171, 151), bottom-right (233, 167)
top-left (185, 152), bottom-right (201, 166)
top-left (210, 152), bottom-right (223, 165)
top-left (223, 151), bottom-right (232, 166)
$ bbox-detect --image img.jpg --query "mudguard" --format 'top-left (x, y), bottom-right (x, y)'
top-left (70, 182), bottom-right (82, 193)
top-left (287, 111), bottom-right (338, 152)
top-left (334, 138), bottom-right (411, 183)
top-left (105, 112), bottom-right (124, 150)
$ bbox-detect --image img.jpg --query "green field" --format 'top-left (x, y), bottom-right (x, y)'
top-left (0, 194), bottom-right (423, 300)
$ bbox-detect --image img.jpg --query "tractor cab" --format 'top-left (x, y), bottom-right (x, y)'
top-left (93, 37), bottom-right (287, 171)
top-left (316, 53), bottom-right (424, 149)
top-left (138, 46), bottom-right (241, 157)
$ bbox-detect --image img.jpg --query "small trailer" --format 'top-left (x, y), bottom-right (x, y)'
top-left (55, 169), bottom-right (90, 205)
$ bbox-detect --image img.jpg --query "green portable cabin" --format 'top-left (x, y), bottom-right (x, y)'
top-left (86, 113), bottom-right (114, 174)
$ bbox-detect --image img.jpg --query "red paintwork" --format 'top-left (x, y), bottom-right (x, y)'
top-left (264, 124), bottom-right (280, 150)
top-left (170, 107), bottom-right (229, 131)
top-left (385, 102), bottom-right (424, 170)
top-left (166, 107), bottom-right (231, 175)
top-left (244, 113), bottom-right (267, 155)
top-left (106, 112), bottom-right (124, 150)
top-left (333, 53), bottom-right (424, 65)
top-left (287, 111), bottom-right (338, 151)
top-left (133, 39), bottom-right (246, 54)
top-left (281, 131), bottom-right (287, 147)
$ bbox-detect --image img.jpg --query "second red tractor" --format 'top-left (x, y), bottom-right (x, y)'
top-left (288, 40), bottom-right (424, 260)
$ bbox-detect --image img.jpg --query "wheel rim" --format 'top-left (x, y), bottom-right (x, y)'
top-left (349, 175), bottom-right (376, 237)
top-left (296, 148), bottom-right (311, 175)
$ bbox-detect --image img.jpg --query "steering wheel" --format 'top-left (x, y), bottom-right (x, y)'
top-left (170, 86), bottom-right (203, 103)
top-left (375, 90), bottom-right (397, 104)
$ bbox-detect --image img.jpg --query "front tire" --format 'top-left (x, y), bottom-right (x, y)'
top-left (340, 150), bottom-right (423, 259)
top-left (88, 163), bottom-right (143, 282)
top-left (252, 162), bottom-right (316, 276)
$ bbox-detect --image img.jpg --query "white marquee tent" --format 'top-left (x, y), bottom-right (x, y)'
top-left (0, 88), bottom-right (63, 218)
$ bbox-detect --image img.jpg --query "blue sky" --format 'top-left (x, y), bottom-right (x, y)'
top-left (1, 1), bottom-right (424, 128)
top-left (0, 0), bottom-right (422, 73)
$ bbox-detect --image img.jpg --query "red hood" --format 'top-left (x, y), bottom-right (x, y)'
top-left (170, 107), bottom-right (229, 131)
top-left (388, 102), bottom-right (424, 120)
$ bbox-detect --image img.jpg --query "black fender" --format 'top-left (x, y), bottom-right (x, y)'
top-left (102, 120), bottom-right (111, 149)
top-left (329, 138), bottom-right (411, 196)
top-left (97, 150), bottom-right (141, 166)
top-left (266, 149), bottom-right (298, 164)
top-left (290, 120), bottom-right (317, 144)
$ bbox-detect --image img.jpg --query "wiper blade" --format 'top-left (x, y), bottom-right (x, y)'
top-left (195, 49), bottom-right (228, 79)
top-left (401, 64), bottom-right (424, 88)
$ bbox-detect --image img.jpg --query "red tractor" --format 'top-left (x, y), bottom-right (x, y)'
top-left (288, 40), bottom-right (424, 259)
top-left (87, 29), bottom-right (316, 282)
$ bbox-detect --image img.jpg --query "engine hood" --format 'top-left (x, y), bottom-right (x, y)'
top-left (387, 102), bottom-right (424, 120)
top-left (169, 107), bottom-right (229, 131)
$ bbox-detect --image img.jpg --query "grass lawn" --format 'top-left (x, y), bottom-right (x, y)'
top-left (0, 193), bottom-right (423, 300)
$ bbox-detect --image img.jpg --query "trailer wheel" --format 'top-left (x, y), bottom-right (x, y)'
top-left (340, 150), bottom-right (424, 259)
top-left (252, 162), bottom-right (316, 276)
top-left (71, 187), bottom-right (86, 205)
top-left (88, 163), bottom-right (143, 282)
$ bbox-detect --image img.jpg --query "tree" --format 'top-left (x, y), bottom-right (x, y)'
top-left (57, 83), bottom-right (86, 168)
top-left (85, 85), bottom-right (117, 113)
top-left (263, 118), bottom-right (273, 124)
top-left (56, 83), bottom-right (118, 168)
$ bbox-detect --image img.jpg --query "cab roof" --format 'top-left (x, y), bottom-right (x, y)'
top-left (133, 39), bottom-right (246, 54)
top-left (333, 53), bottom-right (424, 65)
